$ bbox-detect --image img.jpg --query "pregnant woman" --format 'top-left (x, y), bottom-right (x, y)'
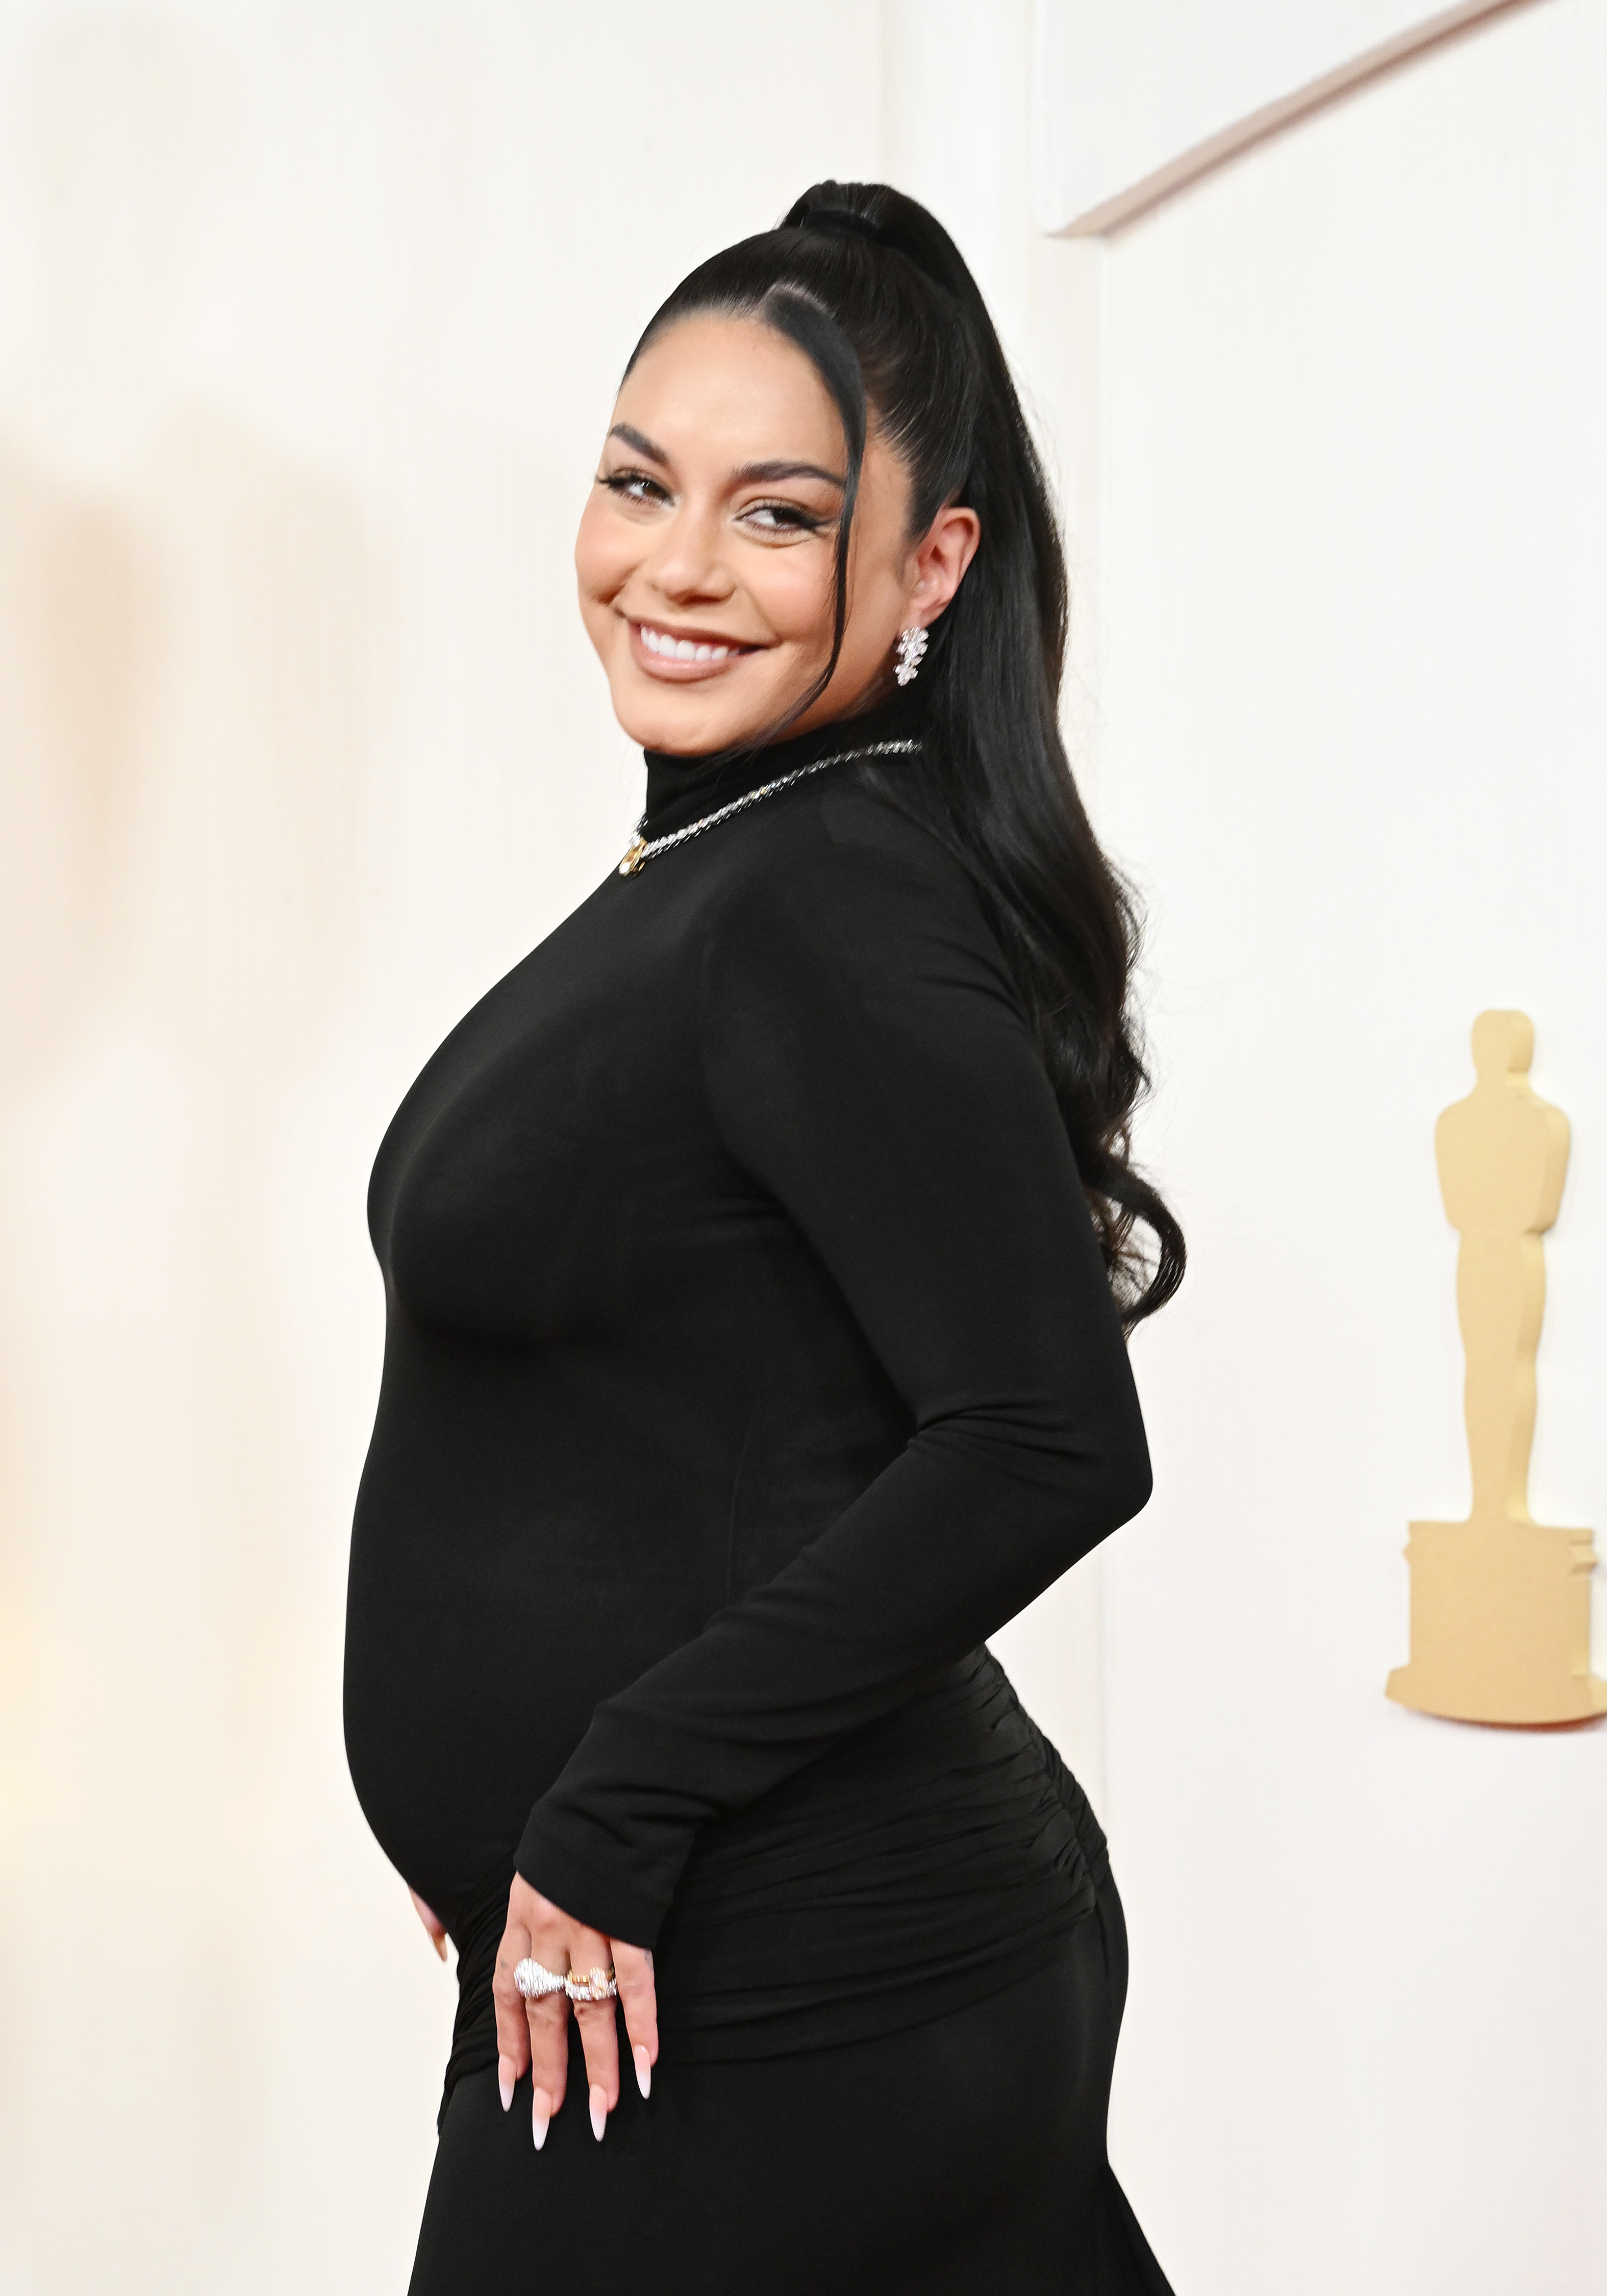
top-left (345, 180), bottom-right (1184, 2293)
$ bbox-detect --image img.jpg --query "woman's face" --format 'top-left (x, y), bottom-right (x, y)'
top-left (575, 311), bottom-right (977, 756)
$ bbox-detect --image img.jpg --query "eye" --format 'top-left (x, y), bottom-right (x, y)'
top-left (738, 500), bottom-right (829, 536)
top-left (601, 469), bottom-right (671, 508)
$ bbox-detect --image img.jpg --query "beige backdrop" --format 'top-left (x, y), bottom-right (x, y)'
top-left (9, 5), bottom-right (1603, 2294)
top-left (0, 7), bottom-right (887, 2288)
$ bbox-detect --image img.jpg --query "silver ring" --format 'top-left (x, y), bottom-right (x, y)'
top-left (514, 1957), bottom-right (569, 2001)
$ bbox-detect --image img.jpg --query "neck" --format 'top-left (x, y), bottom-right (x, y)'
top-left (640, 686), bottom-right (924, 838)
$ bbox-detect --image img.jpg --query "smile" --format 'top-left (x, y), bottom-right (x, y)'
top-left (631, 619), bottom-right (759, 678)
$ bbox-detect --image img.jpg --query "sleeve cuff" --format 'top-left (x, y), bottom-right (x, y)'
top-left (514, 1814), bottom-right (668, 1951)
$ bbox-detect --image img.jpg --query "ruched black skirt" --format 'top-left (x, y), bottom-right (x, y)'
top-left (408, 1860), bottom-right (1174, 2295)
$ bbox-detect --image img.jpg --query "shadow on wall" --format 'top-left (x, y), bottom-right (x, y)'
top-left (0, 14), bottom-right (373, 1094)
top-left (0, 17), bottom-right (378, 2287)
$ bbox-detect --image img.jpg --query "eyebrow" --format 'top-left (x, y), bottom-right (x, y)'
top-left (606, 425), bottom-right (845, 491)
top-left (608, 423), bottom-right (669, 462)
top-left (731, 458), bottom-right (846, 489)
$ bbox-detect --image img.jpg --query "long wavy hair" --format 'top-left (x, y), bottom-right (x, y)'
top-left (629, 181), bottom-right (1184, 1327)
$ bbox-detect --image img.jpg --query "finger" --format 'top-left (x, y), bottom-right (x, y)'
top-left (524, 1985), bottom-right (570, 2137)
top-left (491, 1919), bottom-right (533, 2113)
top-left (614, 1943), bottom-right (658, 2101)
top-left (504, 1878), bottom-right (572, 2144)
top-left (409, 1889), bottom-right (448, 1962)
top-left (568, 1927), bottom-right (620, 2140)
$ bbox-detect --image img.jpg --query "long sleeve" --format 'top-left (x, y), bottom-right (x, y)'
top-left (515, 810), bottom-right (1151, 1946)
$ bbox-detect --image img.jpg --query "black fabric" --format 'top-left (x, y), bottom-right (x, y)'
top-left (408, 1860), bottom-right (1174, 2295)
top-left (436, 1853), bottom-right (518, 2134)
top-left (433, 1655), bottom-right (1114, 2128)
top-left (344, 695), bottom-right (1152, 2070)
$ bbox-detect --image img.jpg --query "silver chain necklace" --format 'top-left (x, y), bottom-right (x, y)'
top-left (617, 738), bottom-right (920, 876)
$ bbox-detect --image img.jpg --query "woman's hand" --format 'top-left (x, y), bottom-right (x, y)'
top-left (491, 1874), bottom-right (659, 2149)
top-left (409, 1888), bottom-right (448, 1960)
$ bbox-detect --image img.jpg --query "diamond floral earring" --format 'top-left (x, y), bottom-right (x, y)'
top-left (893, 626), bottom-right (928, 686)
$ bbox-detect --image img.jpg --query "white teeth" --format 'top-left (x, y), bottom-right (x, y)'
top-left (639, 624), bottom-right (736, 664)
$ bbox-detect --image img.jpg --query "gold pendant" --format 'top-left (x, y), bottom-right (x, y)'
top-left (617, 836), bottom-right (648, 877)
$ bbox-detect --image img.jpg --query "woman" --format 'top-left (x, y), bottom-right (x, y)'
top-left (345, 180), bottom-right (1184, 2293)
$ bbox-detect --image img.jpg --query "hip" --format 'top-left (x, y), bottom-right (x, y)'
top-left (654, 1646), bottom-right (1107, 2056)
top-left (412, 1863), bottom-right (1138, 2296)
top-left (436, 1650), bottom-right (1106, 2128)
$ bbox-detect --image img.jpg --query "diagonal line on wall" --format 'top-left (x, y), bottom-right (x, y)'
top-left (1054, 0), bottom-right (1547, 238)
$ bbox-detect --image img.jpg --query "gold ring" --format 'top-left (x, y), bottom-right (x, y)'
top-left (565, 1964), bottom-right (618, 2004)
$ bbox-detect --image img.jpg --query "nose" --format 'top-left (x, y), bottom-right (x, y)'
top-left (642, 495), bottom-right (735, 608)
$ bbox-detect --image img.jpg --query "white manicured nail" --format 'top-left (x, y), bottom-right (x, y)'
top-left (590, 2085), bottom-right (607, 2141)
top-left (498, 2059), bottom-right (513, 2112)
top-left (532, 2090), bottom-right (550, 2151)
top-left (633, 2045), bottom-right (651, 2101)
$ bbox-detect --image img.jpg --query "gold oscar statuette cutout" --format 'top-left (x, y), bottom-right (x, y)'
top-left (1388, 1011), bottom-right (1606, 1725)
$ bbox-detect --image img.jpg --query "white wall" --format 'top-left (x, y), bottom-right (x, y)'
top-left (0, 8), bottom-right (877, 2290)
top-left (1086, 1), bottom-right (1607, 2287)
top-left (1032, 0), bottom-right (1525, 228)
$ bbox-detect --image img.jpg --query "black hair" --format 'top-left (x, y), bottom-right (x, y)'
top-left (627, 181), bottom-right (1183, 1327)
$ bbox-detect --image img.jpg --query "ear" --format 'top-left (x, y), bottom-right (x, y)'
top-left (907, 503), bottom-right (981, 628)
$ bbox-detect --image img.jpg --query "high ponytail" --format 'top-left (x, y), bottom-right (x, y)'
top-left (627, 182), bottom-right (1184, 1328)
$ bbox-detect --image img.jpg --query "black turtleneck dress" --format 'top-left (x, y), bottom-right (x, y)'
top-left (344, 704), bottom-right (1175, 2294)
